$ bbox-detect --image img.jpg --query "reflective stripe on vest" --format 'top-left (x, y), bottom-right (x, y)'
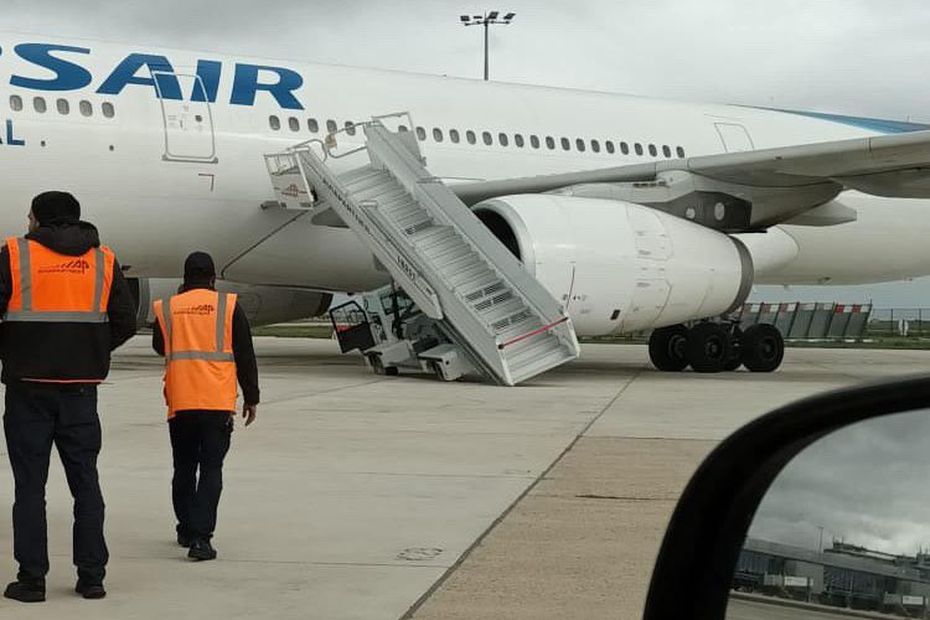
top-left (4, 237), bottom-right (112, 323)
top-left (158, 291), bottom-right (234, 362)
top-left (154, 290), bottom-right (238, 418)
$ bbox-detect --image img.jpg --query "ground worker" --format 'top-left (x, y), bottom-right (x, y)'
top-left (1, 191), bottom-right (137, 602)
top-left (152, 251), bottom-right (259, 561)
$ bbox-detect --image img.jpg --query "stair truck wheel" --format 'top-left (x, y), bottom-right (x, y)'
top-left (687, 322), bottom-right (731, 374)
top-left (741, 324), bottom-right (785, 373)
top-left (648, 325), bottom-right (690, 372)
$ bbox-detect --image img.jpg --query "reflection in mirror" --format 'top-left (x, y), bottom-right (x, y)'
top-left (728, 410), bottom-right (930, 619)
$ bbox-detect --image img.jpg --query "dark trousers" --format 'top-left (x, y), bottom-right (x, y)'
top-left (169, 411), bottom-right (232, 541)
top-left (3, 383), bottom-right (107, 584)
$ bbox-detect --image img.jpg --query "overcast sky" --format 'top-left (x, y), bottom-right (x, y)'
top-left (750, 409), bottom-right (930, 557)
top-left (4, 1), bottom-right (930, 305)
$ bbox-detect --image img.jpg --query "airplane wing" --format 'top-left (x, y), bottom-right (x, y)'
top-left (452, 129), bottom-right (930, 229)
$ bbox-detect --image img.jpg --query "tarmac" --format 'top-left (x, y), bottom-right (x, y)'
top-left (0, 336), bottom-right (925, 620)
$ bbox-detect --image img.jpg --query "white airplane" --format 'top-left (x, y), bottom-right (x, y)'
top-left (3, 32), bottom-right (930, 376)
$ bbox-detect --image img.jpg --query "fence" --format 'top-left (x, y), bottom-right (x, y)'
top-left (736, 303), bottom-right (872, 341)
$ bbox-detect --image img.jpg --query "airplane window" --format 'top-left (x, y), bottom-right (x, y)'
top-left (102, 102), bottom-right (115, 119)
top-left (575, 138), bottom-right (586, 152)
top-left (663, 145), bottom-right (672, 158)
top-left (606, 140), bottom-right (615, 154)
top-left (398, 125), bottom-right (409, 132)
top-left (345, 121), bottom-right (356, 136)
top-left (34, 97), bottom-right (47, 114)
top-left (308, 118), bottom-right (319, 133)
top-left (648, 144), bottom-right (658, 156)
top-left (416, 126), bottom-right (426, 141)
top-left (288, 117), bottom-right (300, 132)
top-left (450, 129), bottom-right (460, 143)
top-left (546, 136), bottom-right (555, 150)
top-left (466, 130), bottom-right (477, 145)
top-left (591, 139), bottom-right (601, 153)
top-left (325, 120), bottom-right (337, 133)
top-left (482, 132), bottom-right (492, 146)
top-left (433, 128), bottom-right (444, 142)
top-left (677, 146), bottom-right (686, 158)
top-left (9, 95), bottom-right (22, 112)
top-left (269, 115), bottom-right (281, 131)
top-left (57, 99), bottom-right (70, 115)
top-left (498, 133), bottom-right (509, 147)
top-left (515, 134), bottom-right (525, 148)
top-left (620, 141), bottom-right (629, 154)
top-left (635, 143), bottom-right (643, 155)
top-left (79, 100), bottom-right (92, 117)
top-left (561, 138), bottom-right (570, 151)
top-left (530, 135), bottom-right (540, 149)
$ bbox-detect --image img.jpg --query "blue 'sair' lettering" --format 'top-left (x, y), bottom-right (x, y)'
top-left (192, 60), bottom-right (222, 103)
top-left (230, 64), bottom-right (304, 110)
top-left (6, 120), bottom-right (25, 146)
top-left (96, 54), bottom-right (183, 100)
top-left (11, 44), bottom-right (92, 91)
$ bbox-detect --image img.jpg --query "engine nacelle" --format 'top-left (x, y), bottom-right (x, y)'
top-left (128, 278), bottom-right (333, 328)
top-left (473, 195), bottom-right (753, 336)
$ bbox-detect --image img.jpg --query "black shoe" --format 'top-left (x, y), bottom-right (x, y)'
top-left (177, 533), bottom-right (192, 548)
top-left (188, 538), bottom-right (217, 561)
top-left (4, 580), bottom-right (45, 603)
top-left (75, 580), bottom-right (106, 599)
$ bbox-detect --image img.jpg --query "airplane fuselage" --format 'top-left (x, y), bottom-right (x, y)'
top-left (0, 34), bottom-right (927, 335)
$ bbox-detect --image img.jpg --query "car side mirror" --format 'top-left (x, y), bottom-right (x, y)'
top-left (642, 376), bottom-right (930, 620)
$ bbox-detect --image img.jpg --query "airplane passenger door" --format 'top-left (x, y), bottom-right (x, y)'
top-left (714, 122), bottom-right (755, 153)
top-left (152, 71), bottom-right (218, 164)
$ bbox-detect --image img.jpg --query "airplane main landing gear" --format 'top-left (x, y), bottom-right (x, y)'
top-left (648, 321), bottom-right (784, 374)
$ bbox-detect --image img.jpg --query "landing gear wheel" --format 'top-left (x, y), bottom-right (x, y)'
top-left (687, 322), bottom-right (731, 374)
top-left (649, 325), bottom-right (689, 372)
top-left (723, 326), bottom-right (744, 372)
top-left (741, 324), bottom-right (784, 373)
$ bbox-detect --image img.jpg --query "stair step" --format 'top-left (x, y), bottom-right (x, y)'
top-left (449, 267), bottom-right (496, 291)
top-left (432, 246), bottom-right (477, 268)
top-left (410, 226), bottom-right (457, 251)
top-left (508, 345), bottom-right (573, 384)
top-left (476, 298), bottom-right (526, 321)
top-left (342, 169), bottom-right (390, 192)
top-left (501, 330), bottom-right (554, 358)
top-left (495, 316), bottom-right (544, 341)
top-left (506, 338), bottom-right (565, 370)
top-left (352, 187), bottom-right (407, 204)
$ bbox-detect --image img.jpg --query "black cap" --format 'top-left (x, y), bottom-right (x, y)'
top-left (31, 191), bottom-right (81, 225)
top-left (183, 251), bottom-right (216, 283)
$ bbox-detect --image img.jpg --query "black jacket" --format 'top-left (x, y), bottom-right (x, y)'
top-left (152, 284), bottom-right (260, 407)
top-left (0, 222), bottom-right (138, 384)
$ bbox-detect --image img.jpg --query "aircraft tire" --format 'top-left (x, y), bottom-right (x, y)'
top-left (648, 325), bottom-right (690, 372)
top-left (741, 324), bottom-right (785, 373)
top-left (723, 326), bottom-right (744, 372)
top-left (687, 322), bottom-right (731, 374)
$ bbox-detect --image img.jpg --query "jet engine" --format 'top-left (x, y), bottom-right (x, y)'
top-left (472, 194), bottom-right (754, 336)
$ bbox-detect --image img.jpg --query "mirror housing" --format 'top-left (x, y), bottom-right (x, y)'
top-left (643, 375), bottom-right (930, 620)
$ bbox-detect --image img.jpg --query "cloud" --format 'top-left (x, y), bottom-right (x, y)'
top-left (4, 0), bottom-right (930, 119)
top-left (749, 409), bottom-right (930, 556)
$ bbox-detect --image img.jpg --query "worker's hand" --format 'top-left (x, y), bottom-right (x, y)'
top-left (242, 403), bottom-right (257, 427)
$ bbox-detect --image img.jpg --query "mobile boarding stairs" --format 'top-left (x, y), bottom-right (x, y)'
top-left (263, 113), bottom-right (579, 386)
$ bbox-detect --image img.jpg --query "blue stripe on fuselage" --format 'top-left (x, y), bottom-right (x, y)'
top-left (765, 108), bottom-right (930, 134)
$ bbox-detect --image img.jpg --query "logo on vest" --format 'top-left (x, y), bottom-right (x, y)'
top-left (39, 258), bottom-right (91, 275)
top-left (176, 304), bottom-right (215, 316)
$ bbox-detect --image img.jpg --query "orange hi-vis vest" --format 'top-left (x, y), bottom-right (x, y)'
top-left (4, 237), bottom-right (114, 327)
top-left (153, 289), bottom-right (238, 419)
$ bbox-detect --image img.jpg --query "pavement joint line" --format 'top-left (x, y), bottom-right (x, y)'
top-left (41, 552), bottom-right (452, 570)
top-left (397, 367), bottom-right (645, 620)
top-left (260, 377), bottom-right (390, 404)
